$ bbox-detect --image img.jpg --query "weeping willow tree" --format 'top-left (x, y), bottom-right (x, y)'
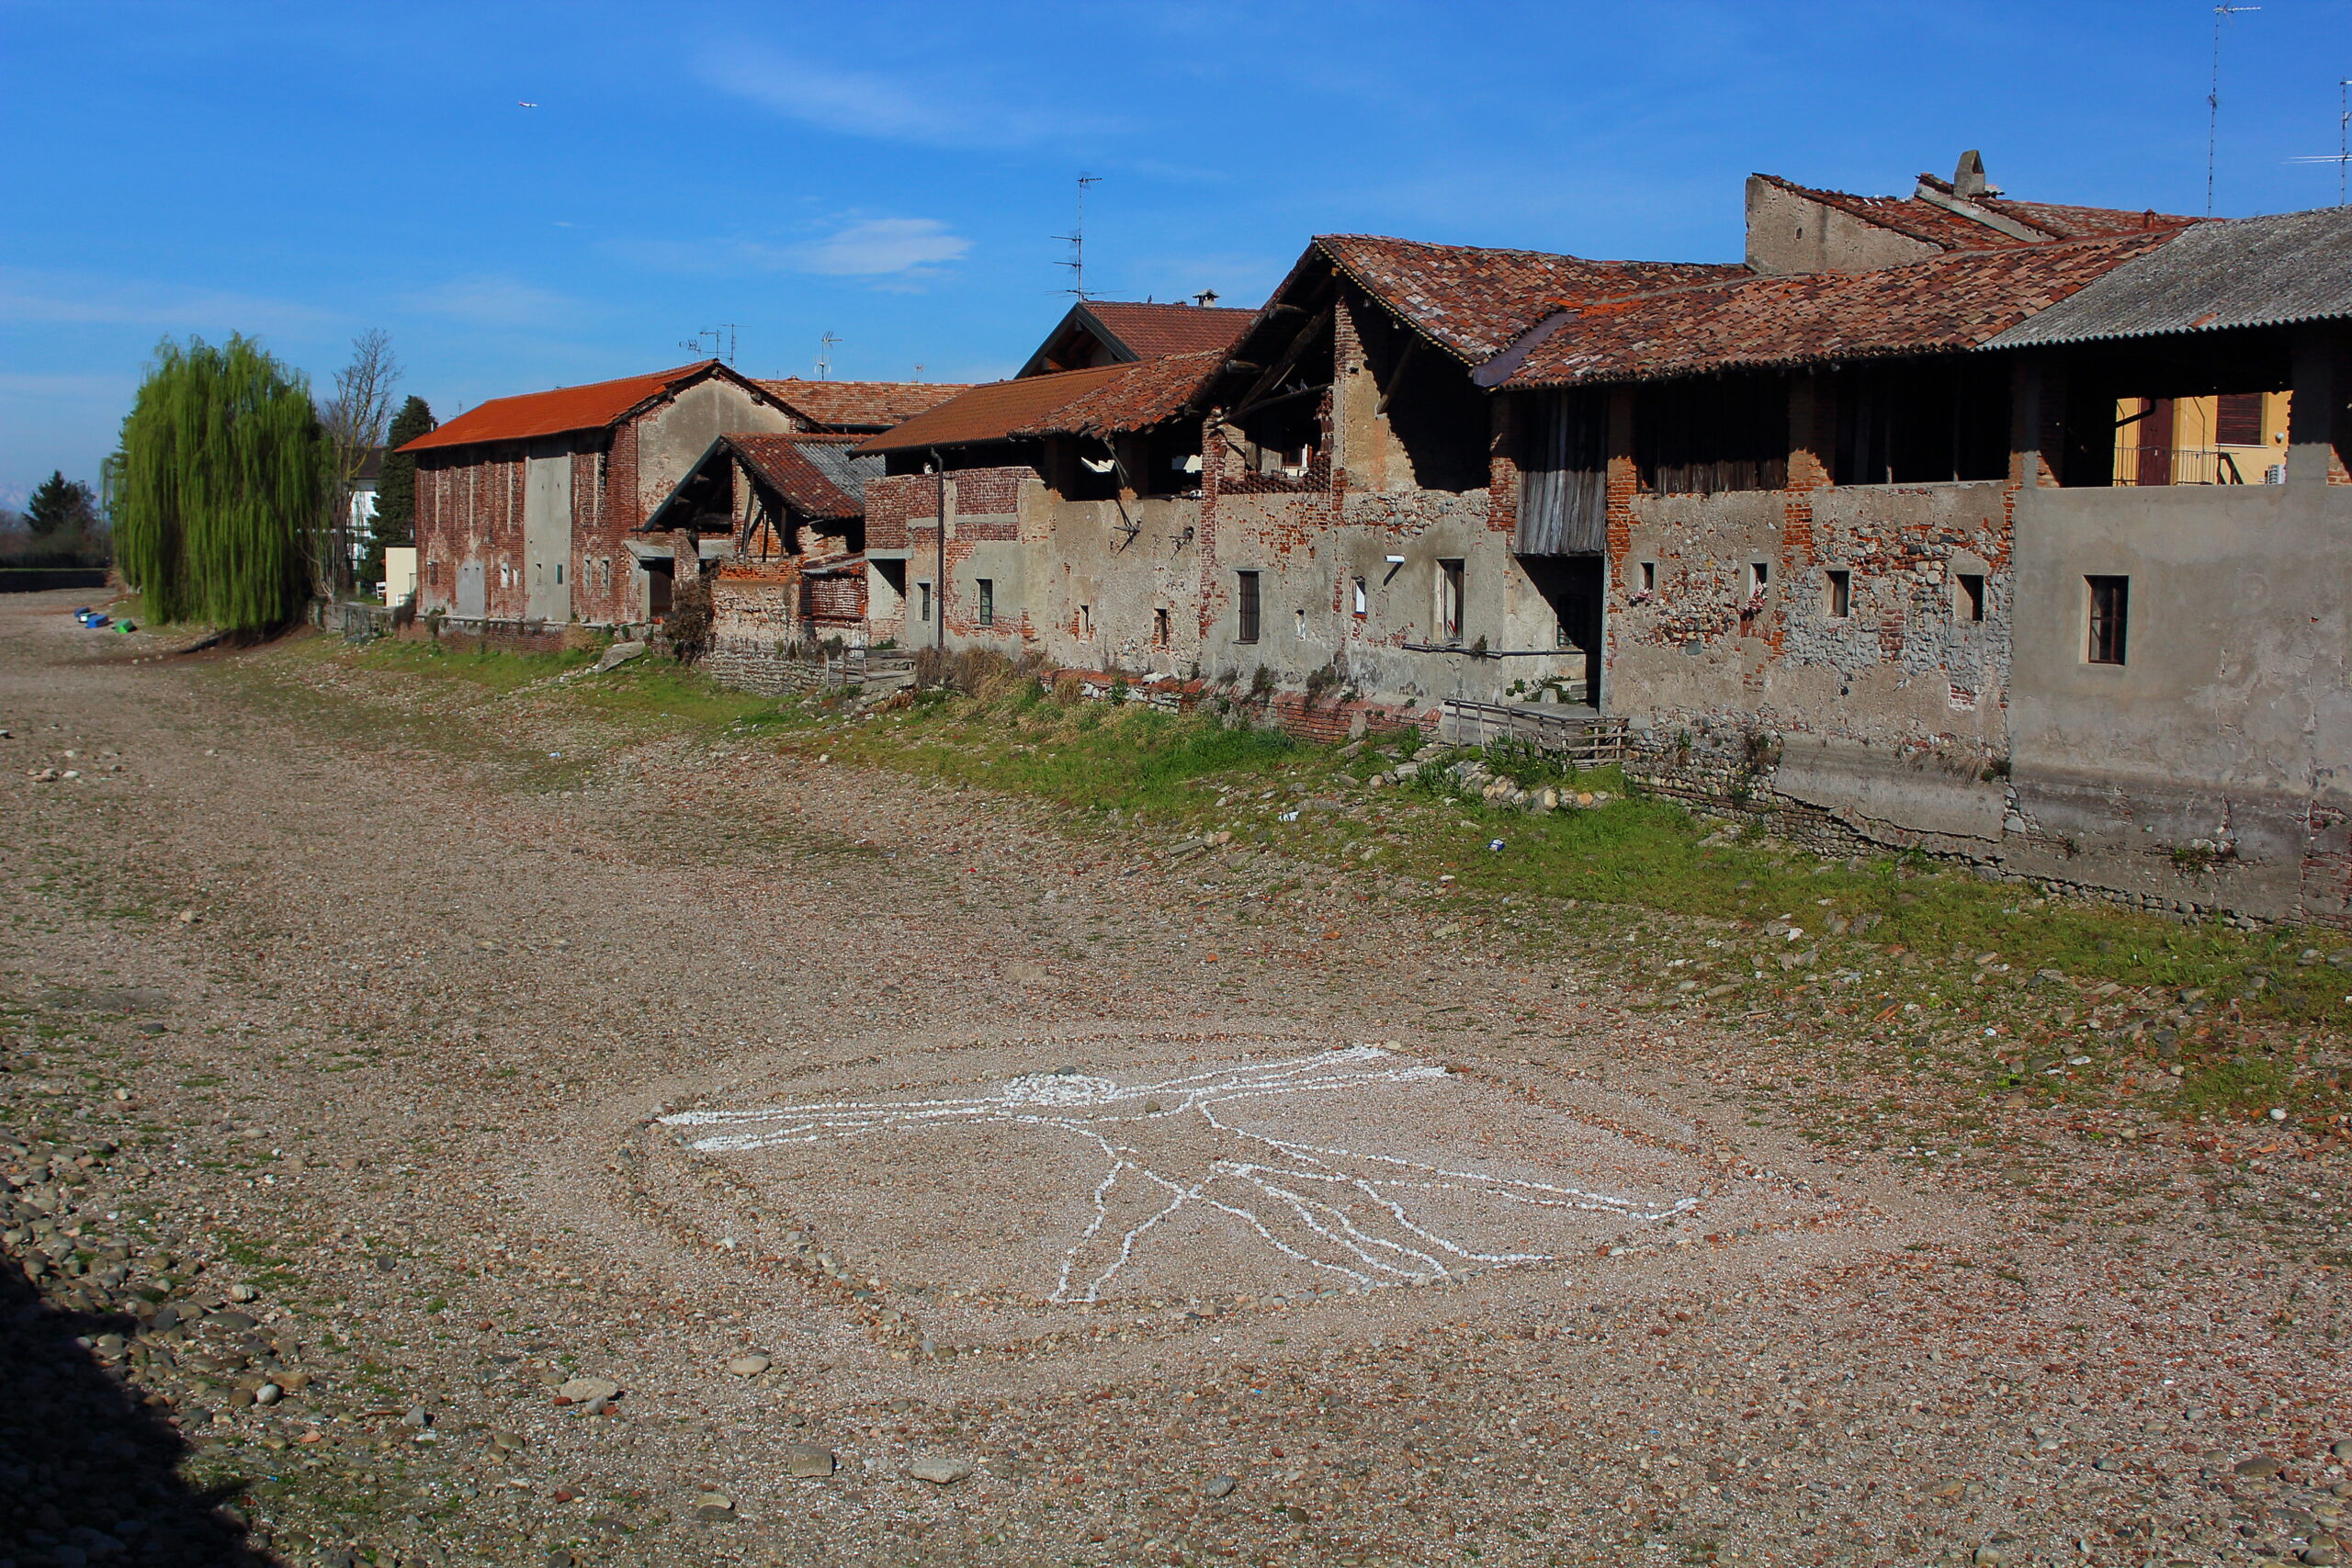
top-left (113, 334), bottom-right (326, 631)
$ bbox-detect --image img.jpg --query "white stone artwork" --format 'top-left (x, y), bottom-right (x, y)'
top-left (660, 1045), bottom-right (1701, 1303)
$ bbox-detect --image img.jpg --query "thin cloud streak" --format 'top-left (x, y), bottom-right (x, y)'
top-left (0, 269), bottom-right (337, 334)
top-left (700, 45), bottom-right (1117, 150)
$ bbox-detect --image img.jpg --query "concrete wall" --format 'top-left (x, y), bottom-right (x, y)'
top-left (2004, 481), bottom-right (2352, 923)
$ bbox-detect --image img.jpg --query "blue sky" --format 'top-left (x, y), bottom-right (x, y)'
top-left (4, 0), bottom-right (2349, 504)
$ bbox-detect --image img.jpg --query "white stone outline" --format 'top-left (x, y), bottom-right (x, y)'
top-left (660, 1045), bottom-right (1698, 1302)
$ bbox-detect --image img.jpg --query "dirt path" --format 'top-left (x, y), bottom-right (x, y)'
top-left (2, 589), bottom-right (2346, 1568)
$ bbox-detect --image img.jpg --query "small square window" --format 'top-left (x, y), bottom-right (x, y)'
top-left (1956, 572), bottom-right (1986, 623)
top-left (1825, 569), bottom-right (1850, 619)
top-left (977, 578), bottom-right (994, 627)
top-left (2087, 575), bottom-right (2128, 664)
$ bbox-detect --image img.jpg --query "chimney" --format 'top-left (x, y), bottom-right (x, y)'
top-left (1951, 150), bottom-right (1997, 199)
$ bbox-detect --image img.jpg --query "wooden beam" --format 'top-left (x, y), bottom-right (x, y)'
top-left (1232, 304), bottom-right (1334, 418)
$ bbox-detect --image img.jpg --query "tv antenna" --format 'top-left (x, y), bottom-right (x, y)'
top-left (2207, 5), bottom-right (2260, 216)
top-left (1054, 172), bottom-right (1100, 299)
top-left (816, 332), bottom-right (842, 380)
top-left (679, 324), bottom-right (741, 365)
top-left (2291, 79), bottom-right (2352, 204)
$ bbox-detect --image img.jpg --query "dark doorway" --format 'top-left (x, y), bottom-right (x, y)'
top-left (645, 561), bottom-right (673, 618)
top-left (1520, 554), bottom-right (1603, 707)
top-left (2133, 399), bottom-right (2176, 488)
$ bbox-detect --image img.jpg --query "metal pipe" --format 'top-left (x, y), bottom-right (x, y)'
top-left (931, 451), bottom-right (946, 649)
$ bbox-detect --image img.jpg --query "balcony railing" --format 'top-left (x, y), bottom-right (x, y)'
top-left (2114, 446), bottom-right (2285, 487)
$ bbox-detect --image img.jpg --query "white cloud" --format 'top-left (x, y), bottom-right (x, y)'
top-left (702, 45), bottom-right (1113, 149)
top-left (400, 277), bottom-right (576, 328)
top-left (789, 219), bottom-right (971, 278)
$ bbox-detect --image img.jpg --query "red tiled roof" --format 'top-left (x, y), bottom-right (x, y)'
top-left (1753, 175), bottom-right (2010, 250)
top-left (727, 434), bottom-right (864, 519)
top-left (399, 362), bottom-right (719, 453)
top-left (1024, 350), bottom-right (1221, 440)
top-left (854, 364), bottom-right (1133, 453)
top-left (1964, 192), bottom-right (2201, 241)
top-left (756, 379), bottom-right (973, 432)
top-left (1498, 230), bottom-right (2177, 389)
top-left (1076, 301), bottom-right (1254, 360)
top-left (1758, 173), bottom-right (2202, 254)
top-left (1316, 235), bottom-right (1748, 363)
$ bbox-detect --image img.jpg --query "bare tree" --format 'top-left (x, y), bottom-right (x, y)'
top-left (316, 329), bottom-right (401, 598)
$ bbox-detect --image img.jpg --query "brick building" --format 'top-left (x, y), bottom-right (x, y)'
top-left (830, 156), bottom-right (2352, 924)
top-left (401, 362), bottom-right (962, 627)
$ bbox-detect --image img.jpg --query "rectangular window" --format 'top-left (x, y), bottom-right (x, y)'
top-left (1640, 561), bottom-right (1657, 593)
top-left (1826, 569), bottom-right (1850, 619)
top-left (2087, 575), bottom-right (2129, 665)
top-left (1748, 561), bottom-right (1770, 597)
top-left (1438, 559), bottom-right (1465, 644)
top-left (556, 563), bottom-right (564, 585)
top-left (977, 578), bottom-right (994, 627)
top-left (1351, 577), bottom-right (1368, 618)
top-left (1957, 572), bottom-right (1986, 623)
top-left (1236, 571), bottom-right (1261, 643)
top-left (2215, 392), bottom-right (2264, 447)
top-left (1079, 604), bottom-right (1092, 637)
top-left (918, 581), bottom-right (933, 624)
top-left (1154, 607), bottom-right (1170, 646)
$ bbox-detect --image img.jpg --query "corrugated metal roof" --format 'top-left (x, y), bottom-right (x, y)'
top-left (1982, 206), bottom-right (2352, 349)
top-left (400, 362), bottom-right (721, 452)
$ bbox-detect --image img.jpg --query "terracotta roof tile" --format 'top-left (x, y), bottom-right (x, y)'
top-left (1316, 235), bottom-right (1747, 363)
top-left (726, 434), bottom-right (873, 519)
top-left (1498, 230), bottom-right (2176, 389)
top-left (398, 362), bottom-right (720, 453)
top-left (756, 378), bottom-right (973, 431)
top-left (854, 364), bottom-right (1135, 454)
top-left (1758, 173), bottom-right (2203, 254)
top-left (1075, 301), bottom-right (1254, 359)
top-left (1023, 350), bottom-right (1221, 440)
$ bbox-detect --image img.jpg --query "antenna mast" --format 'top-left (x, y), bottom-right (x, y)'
top-left (2208, 5), bottom-right (2260, 216)
top-left (2284, 79), bottom-right (2352, 200)
top-left (1054, 172), bottom-right (1101, 299)
top-left (816, 332), bottom-right (842, 381)
top-left (679, 325), bottom-right (741, 365)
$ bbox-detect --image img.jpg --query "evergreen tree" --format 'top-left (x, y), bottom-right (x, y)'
top-left (113, 334), bottom-right (326, 632)
top-left (363, 395), bottom-right (435, 589)
top-left (25, 471), bottom-right (99, 537)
